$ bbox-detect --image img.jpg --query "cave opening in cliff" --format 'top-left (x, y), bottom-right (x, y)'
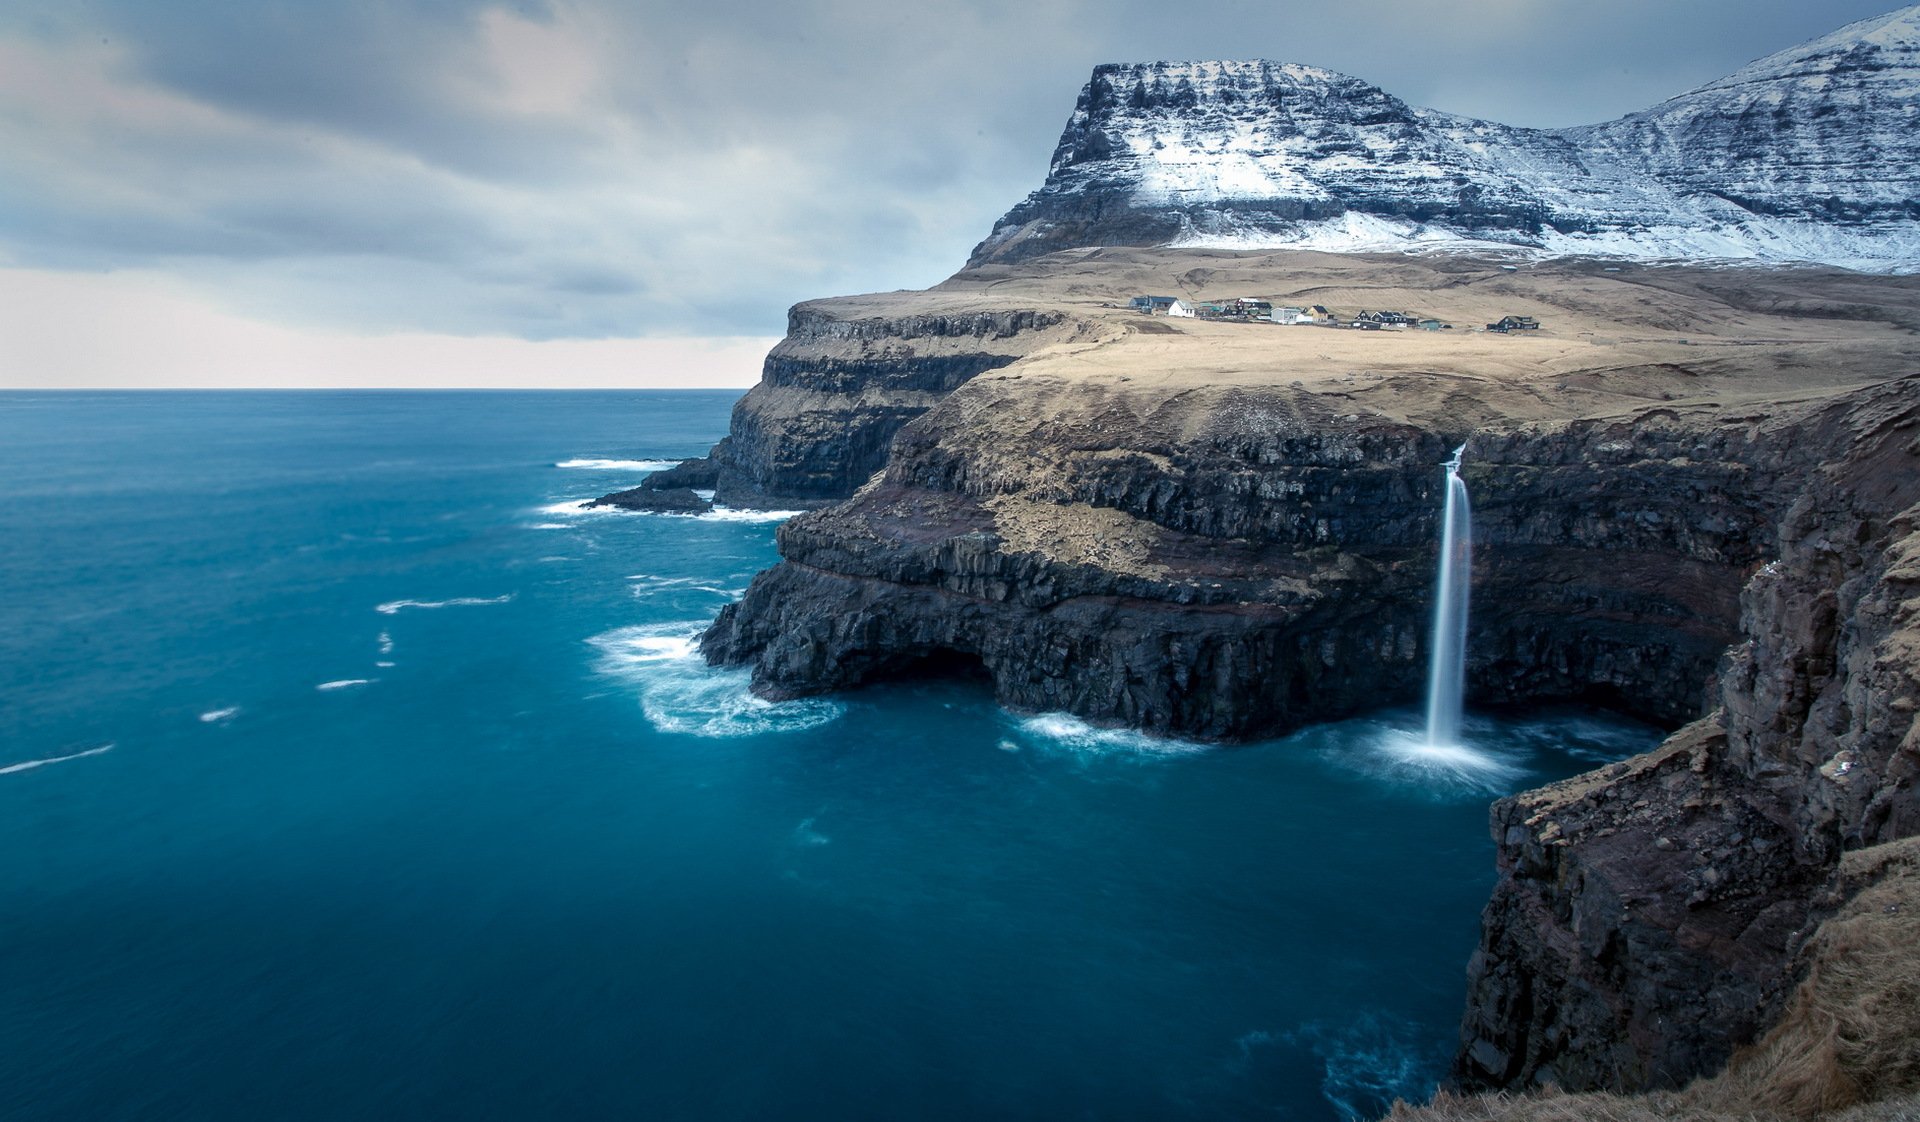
top-left (871, 646), bottom-right (994, 688)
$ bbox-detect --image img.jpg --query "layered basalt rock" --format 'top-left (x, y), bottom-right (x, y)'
top-left (1455, 380), bottom-right (1920, 1093)
top-left (682, 303), bottom-right (1082, 508)
top-left (705, 376), bottom-right (1912, 741)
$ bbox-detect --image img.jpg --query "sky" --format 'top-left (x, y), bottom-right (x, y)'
top-left (0, 0), bottom-right (1907, 388)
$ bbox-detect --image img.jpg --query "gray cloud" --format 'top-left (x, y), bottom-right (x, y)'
top-left (0, 0), bottom-right (1906, 340)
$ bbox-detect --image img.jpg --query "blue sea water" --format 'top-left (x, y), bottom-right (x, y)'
top-left (0, 391), bottom-right (1661, 1121)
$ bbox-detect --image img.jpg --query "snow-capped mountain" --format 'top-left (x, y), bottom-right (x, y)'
top-left (968, 8), bottom-right (1920, 271)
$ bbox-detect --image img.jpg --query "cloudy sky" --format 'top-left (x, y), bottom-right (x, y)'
top-left (1, 0), bottom-right (1904, 387)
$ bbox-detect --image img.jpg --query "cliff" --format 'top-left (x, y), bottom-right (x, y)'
top-left (668, 298), bottom-right (1092, 508)
top-left (696, 247), bottom-right (1920, 1101)
top-left (1454, 381), bottom-right (1920, 1093)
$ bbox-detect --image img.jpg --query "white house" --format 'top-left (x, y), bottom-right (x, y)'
top-left (1167, 299), bottom-right (1197, 318)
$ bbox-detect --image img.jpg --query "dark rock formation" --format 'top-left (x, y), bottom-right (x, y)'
top-left (1455, 380), bottom-right (1920, 1092)
top-left (708, 379), bottom-right (1915, 741)
top-left (588, 486), bottom-right (713, 514)
top-left (694, 302), bottom-right (1082, 509)
top-left (639, 457), bottom-right (719, 491)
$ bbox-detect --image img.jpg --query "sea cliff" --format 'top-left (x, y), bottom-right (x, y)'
top-left (692, 247), bottom-right (1920, 1105)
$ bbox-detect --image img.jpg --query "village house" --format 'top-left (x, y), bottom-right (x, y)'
top-left (1487, 315), bottom-right (1541, 333)
top-left (1129, 295), bottom-right (1179, 314)
top-left (1167, 298), bottom-right (1197, 318)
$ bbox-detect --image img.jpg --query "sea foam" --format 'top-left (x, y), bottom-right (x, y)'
top-left (554, 458), bottom-right (677, 471)
top-left (375, 595), bottom-right (514, 615)
top-left (316, 679), bottom-right (373, 691)
top-left (588, 622), bottom-right (842, 738)
top-left (198, 707), bottom-right (240, 723)
top-left (538, 498), bottom-right (801, 525)
top-left (1013, 713), bottom-right (1209, 757)
top-left (0, 743), bottom-right (115, 776)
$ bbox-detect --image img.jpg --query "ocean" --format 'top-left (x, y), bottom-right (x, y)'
top-left (0, 391), bottom-right (1659, 1121)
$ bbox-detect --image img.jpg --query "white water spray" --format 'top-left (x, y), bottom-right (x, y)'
top-left (1424, 445), bottom-right (1472, 747)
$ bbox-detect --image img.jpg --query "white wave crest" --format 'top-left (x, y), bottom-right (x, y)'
top-left (555, 458), bottom-right (678, 471)
top-left (626, 574), bottom-right (742, 599)
top-left (0, 743), bottom-right (114, 776)
top-left (536, 499), bottom-right (604, 517)
top-left (316, 679), bottom-right (373, 691)
top-left (375, 595), bottom-right (514, 615)
top-left (588, 622), bottom-right (843, 738)
top-left (198, 707), bottom-right (240, 723)
top-left (703, 505), bottom-right (804, 523)
top-left (1014, 713), bottom-right (1209, 757)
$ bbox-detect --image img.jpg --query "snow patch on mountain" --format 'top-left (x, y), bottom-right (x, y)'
top-left (970, 7), bottom-right (1920, 272)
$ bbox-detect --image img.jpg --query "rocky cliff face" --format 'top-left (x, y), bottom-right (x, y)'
top-left (1455, 379), bottom-right (1920, 1092)
top-left (683, 300), bottom-right (1085, 507)
top-left (970, 9), bottom-right (1920, 271)
top-left (704, 382), bottom-right (1833, 739)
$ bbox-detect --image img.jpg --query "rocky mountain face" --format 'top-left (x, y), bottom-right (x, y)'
top-left (970, 8), bottom-right (1920, 271)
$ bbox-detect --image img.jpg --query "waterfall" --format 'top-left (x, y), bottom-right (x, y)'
top-left (1424, 445), bottom-right (1472, 747)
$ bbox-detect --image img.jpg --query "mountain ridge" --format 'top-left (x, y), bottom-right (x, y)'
top-left (970, 7), bottom-right (1920, 271)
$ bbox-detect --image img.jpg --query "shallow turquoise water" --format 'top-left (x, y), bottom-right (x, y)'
top-left (0, 392), bottom-right (1659, 1121)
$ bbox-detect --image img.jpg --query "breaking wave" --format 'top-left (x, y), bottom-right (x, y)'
top-left (554, 458), bottom-right (677, 471)
top-left (588, 622), bottom-right (843, 738)
top-left (0, 743), bottom-right (115, 776)
top-left (704, 505), bottom-right (804, 524)
top-left (537, 498), bottom-right (802, 525)
top-left (375, 595), bottom-right (514, 615)
top-left (198, 707), bottom-right (240, 723)
top-left (316, 679), bottom-right (373, 691)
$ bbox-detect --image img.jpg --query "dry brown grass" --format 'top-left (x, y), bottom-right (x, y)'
top-left (1390, 838), bottom-right (1920, 1122)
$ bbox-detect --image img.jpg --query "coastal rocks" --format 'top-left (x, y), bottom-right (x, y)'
top-left (696, 303), bottom-right (1083, 508)
top-left (588, 486), bottom-right (713, 514)
top-left (1454, 379), bottom-right (1920, 1093)
top-left (699, 329), bottom-right (1920, 1092)
top-left (635, 457), bottom-right (719, 491)
top-left (704, 376), bottom-right (1907, 741)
